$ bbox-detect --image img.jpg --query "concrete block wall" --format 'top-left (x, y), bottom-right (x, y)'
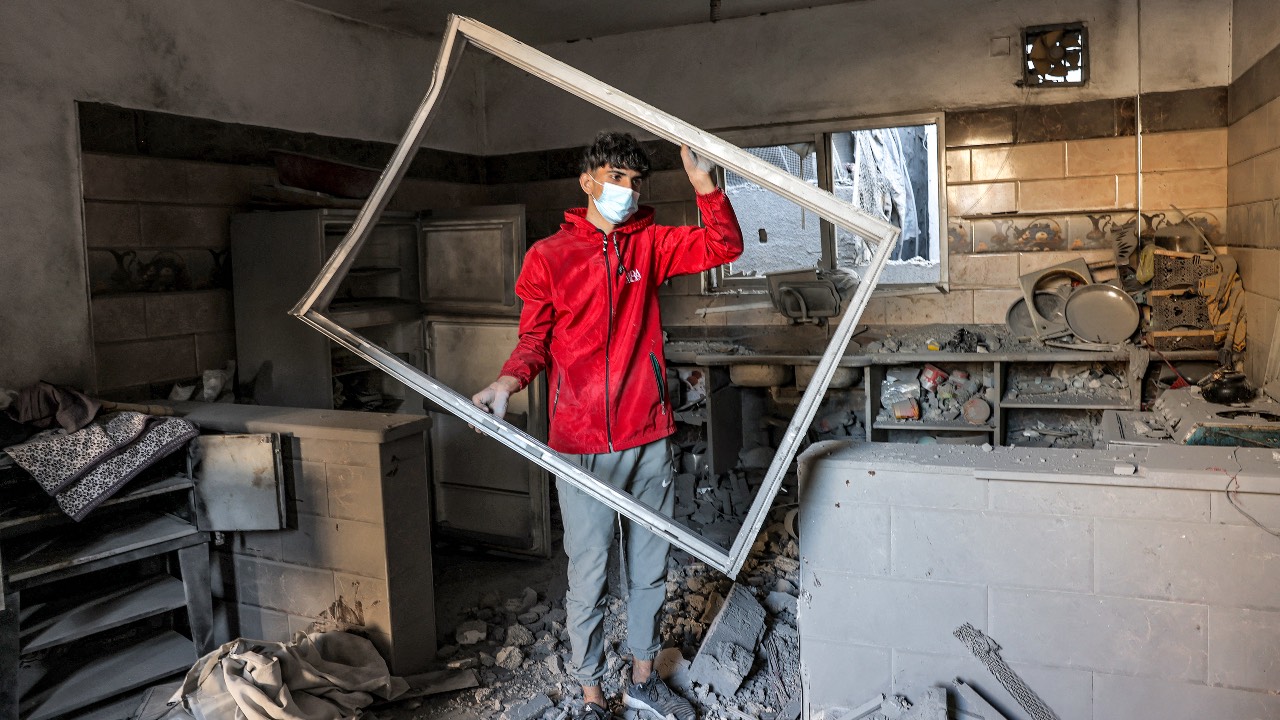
top-left (188, 405), bottom-right (435, 674)
top-left (82, 153), bottom-right (261, 397)
top-left (798, 458), bottom-right (1280, 720)
top-left (1226, 30), bottom-right (1280, 384)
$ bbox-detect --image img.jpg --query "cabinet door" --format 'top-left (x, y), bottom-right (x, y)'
top-left (419, 205), bottom-right (525, 316)
top-left (188, 434), bottom-right (287, 532)
top-left (426, 320), bottom-right (551, 556)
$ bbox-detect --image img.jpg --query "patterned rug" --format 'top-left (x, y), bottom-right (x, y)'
top-left (3, 411), bottom-right (198, 521)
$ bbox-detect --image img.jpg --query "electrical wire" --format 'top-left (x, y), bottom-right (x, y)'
top-left (1221, 448), bottom-right (1280, 538)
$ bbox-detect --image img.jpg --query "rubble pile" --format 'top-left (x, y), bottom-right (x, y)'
top-left (1005, 362), bottom-right (1128, 405)
top-left (406, 506), bottom-right (802, 720)
top-left (878, 364), bottom-right (996, 427)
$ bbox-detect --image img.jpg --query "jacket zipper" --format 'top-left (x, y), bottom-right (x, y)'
top-left (649, 352), bottom-right (667, 415)
top-left (552, 371), bottom-right (562, 419)
top-left (602, 232), bottom-right (615, 452)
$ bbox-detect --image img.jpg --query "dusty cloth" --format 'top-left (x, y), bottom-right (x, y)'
top-left (1198, 254), bottom-right (1247, 352)
top-left (172, 632), bottom-right (408, 720)
top-left (7, 380), bottom-right (100, 432)
top-left (4, 411), bottom-right (198, 520)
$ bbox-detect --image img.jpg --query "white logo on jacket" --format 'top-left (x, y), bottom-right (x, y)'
top-left (625, 269), bottom-right (642, 284)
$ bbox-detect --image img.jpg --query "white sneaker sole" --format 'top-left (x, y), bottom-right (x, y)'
top-left (621, 694), bottom-right (678, 720)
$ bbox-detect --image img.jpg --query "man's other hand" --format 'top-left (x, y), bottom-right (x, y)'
top-left (470, 376), bottom-right (520, 431)
top-left (680, 144), bottom-right (717, 195)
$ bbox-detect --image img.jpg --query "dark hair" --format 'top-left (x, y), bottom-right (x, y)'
top-left (579, 131), bottom-right (651, 178)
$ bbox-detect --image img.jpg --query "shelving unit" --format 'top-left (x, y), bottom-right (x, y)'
top-left (0, 462), bottom-right (213, 720)
top-left (231, 210), bottom-right (428, 412)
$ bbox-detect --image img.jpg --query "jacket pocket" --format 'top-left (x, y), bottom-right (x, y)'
top-left (649, 352), bottom-right (667, 415)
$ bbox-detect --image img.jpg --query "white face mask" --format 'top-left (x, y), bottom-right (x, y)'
top-left (589, 176), bottom-right (639, 225)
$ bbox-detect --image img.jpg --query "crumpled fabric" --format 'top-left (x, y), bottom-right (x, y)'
top-left (1198, 254), bottom-right (1247, 353)
top-left (172, 632), bottom-right (408, 720)
top-left (7, 380), bottom-right (100, 432)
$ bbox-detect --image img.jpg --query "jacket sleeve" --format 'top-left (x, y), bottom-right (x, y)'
top-left (498, 250), bottom-right (553, 391)
top-left (651, 187), bottom-right (744, 284)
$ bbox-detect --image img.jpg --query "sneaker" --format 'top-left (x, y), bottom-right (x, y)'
top-left (572, 702), bottom-right (614, 720)
top-left (623, 675), bottom-right (696, 720)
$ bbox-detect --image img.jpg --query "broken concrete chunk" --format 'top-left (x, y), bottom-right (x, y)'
top-left (506, 624), bottom-right (536, 647)
top-left (517, 611), bottom-right (540, 626)
top-left (545, 653), bottom-right (564, 676)
top-left (764, 591), bottom-right (797, 617)
top-left (699, 592), bottom-right (725, 624)
top-left (445, 655), bottom-right (478, 670)
top-left (520, 587), bottom-right (539, 611)
top-left (1113, 461), bottom-right (1137, 475)
top-left (692, 641), bottom-right (753, 696)
top-left (499, 693), bottom-right (553, 720)
top-left (496, 646), bottom-right (524, 670)
top-left (455, 619), bottom-right (488, 645)
top-left (690, 585), bottom-right (767, 695)
top-left (655, 646), bottom-right (693, 693)
top-left (773, 556), bottom-right (799, 574)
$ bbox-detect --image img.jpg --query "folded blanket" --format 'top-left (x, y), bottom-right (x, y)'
top-left (3, 411), bottom-right (198, 521)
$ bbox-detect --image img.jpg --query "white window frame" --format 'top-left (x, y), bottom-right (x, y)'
top-left (290, 15), bottom-right (899, 578)
top-left (708, 112), bottom-right (949, 292)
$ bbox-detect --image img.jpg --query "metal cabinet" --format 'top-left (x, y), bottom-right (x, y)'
top-left (0, 433), bottom-right (285, 720)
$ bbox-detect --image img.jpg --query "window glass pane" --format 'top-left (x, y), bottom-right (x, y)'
top-left (723, 144), bottom-right (821, 278)
top-left (831, 124), bottom-right (941, 284)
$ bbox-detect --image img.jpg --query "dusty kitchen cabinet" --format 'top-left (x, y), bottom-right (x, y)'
top-left (0, 431), bottom-right (286, 720)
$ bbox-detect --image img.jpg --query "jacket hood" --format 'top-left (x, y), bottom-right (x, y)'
top-left (561, 206), bottom-right (656, 237)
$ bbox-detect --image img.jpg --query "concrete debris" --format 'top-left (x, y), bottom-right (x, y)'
top-left (499, 693), bottom-right (553, 720)
top-left (506, 624), bottom-right (536, 647)
top-left (690, 585), bottom-right (767, 695)
top-left (446, 655), bottom-right (478, 670)
top-left (426, 471), bottom-right (804, 720)
top-left (496, 646), bottom-right (524, 670)
top-left (952, 679), bottom-right (1010, 720)
top-left (763, 591), bottom-right (797, 617)
top-left (655, 647), bottom-right (694, 693)
top-left (456, 619), bottom-right (488, 645)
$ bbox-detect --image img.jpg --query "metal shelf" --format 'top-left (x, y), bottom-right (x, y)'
top-left (19, 630), bottom-right (195, 720)
top-left (0, 474), bottom-right (193, 541)
top-left (6, 513), bottom-right (203, 591)
top-left (872, 420), bottom-right (995, 432)
top-left (20, 576), bottom-right (187, 653)
top-left (1001, 399), bottom-right (1132, 410)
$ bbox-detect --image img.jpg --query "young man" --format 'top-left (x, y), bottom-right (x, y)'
top-left (471, 132), bottom-right (743, 719)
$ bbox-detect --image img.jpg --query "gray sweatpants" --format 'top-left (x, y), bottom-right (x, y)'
top-left (558, 438), bottom-right (674, 686)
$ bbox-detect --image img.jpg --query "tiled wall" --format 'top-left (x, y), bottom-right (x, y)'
top-left (1226, 38), bottom-right (1280, 383)
top-left (82, 153), bottom-right (264, 398)
top-left (481, 93), bottom-right (1233, 333)
top-left (944, 127), bottom-right (1228, 325)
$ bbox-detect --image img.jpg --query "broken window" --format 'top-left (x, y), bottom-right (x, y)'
top-left (710, 115), bottom-right (945, 290)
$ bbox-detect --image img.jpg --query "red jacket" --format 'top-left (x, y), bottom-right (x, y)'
top-left (500, 188), bottom-right (743, 454)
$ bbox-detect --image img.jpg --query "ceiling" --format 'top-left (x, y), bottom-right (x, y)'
top-left (290, 0), bottom-right (863, 44)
